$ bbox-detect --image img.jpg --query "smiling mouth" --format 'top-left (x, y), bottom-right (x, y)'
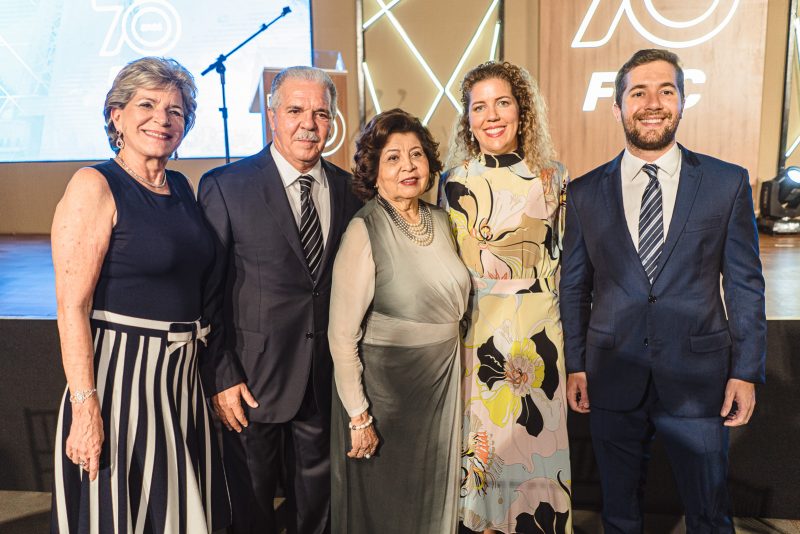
top-left (400, 177), bottom-right (419, 186)
top-left (637, 115), bottom-right (668, 126)
top-left (143, 130), bottom-right (172, 140)
top-left (483, 126), bottom-right (506, 137)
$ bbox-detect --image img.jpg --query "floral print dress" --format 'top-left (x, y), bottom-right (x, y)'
top-left (442, 153), bottom-right (572, 533)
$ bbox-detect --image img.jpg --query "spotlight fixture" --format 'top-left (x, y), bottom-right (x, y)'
top-left (757, 166), bottom-right (800, 234)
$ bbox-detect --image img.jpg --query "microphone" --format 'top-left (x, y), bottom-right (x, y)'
top-left (200, 5), bottom-right (294, 162)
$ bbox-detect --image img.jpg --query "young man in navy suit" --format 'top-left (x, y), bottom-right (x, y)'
top-left (560, 49), bottom-right (766, 532)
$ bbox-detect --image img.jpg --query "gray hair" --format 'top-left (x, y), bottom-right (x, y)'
top-left (269, 66), bottom-right (337, 118)
top-left (103, 57), bottom-right (197, 153)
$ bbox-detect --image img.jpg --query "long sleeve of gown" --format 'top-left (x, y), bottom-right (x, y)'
top-left (328, 218), bottom-right (375, 417)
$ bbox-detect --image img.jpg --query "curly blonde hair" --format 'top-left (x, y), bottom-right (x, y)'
top-left (449, 61), bottom-right (555, 173)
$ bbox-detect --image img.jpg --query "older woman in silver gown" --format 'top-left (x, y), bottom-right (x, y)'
top-left (328, 108), bottom-right (470, 534)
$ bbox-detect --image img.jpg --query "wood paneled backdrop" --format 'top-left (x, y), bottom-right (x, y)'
top-left (539, 1), bottom-right (769, 182)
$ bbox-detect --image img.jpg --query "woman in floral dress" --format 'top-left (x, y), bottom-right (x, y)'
top-left (442, 61), bottom-right (572, 534)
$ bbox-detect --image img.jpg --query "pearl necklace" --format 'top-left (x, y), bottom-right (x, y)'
top-left (377, 195), bottom-right (434, 247)
top-left (115, 155), bottom-right (168, 189)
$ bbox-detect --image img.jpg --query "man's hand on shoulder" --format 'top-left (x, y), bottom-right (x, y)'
top-left (212, 382), bottom-right (259, 432)
top-left (567, 372), bottom-right (591, 413)
top-left (721, 378), bottom-right (756, 427)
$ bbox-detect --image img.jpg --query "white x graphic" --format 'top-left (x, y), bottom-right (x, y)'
top-left (362, 0), bottom-right (501, 124)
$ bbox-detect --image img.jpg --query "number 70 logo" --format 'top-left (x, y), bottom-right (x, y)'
top-left (572, 0), bottom-right (740, 49)
top-left (92, 0), bottom-right (182, 56)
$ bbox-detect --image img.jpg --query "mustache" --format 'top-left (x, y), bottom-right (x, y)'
top-left (295, 129), bottom-right (321, 142)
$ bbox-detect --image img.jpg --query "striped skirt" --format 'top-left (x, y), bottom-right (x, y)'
top-left (52, 310), bottom-right (231, 534)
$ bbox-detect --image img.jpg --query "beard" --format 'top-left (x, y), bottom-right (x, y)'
top-left (622, 111), bottom-right (680, 152)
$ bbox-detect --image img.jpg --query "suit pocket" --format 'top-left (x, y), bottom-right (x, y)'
top-left (236, 328), bottom-right (267, 353)
top-left (685, 215), bottom-right (721, 233)
top-left (587, 327), bottom-right (615, 349)
top-left (689, 329), bottom-right (731, 353)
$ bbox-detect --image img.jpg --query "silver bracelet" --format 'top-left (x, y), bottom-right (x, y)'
top-left (348, 415), bottom-right (373, 430)
top-left (69, 388), bottom-right (97, 404)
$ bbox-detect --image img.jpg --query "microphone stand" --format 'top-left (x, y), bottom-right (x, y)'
top-left (202, 6), bottom-right (292, 163)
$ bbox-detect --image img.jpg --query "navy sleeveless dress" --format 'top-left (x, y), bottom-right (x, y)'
top-left (52, 160), bottom-right (231, 533)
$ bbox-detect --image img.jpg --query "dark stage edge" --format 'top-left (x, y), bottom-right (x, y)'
top-left (1, 319), bottom-right (798, 520)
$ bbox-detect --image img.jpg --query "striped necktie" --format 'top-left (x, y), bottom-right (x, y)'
top-left (298, 175), bottom-right (323, 277)
top-left (638, 163), bottom-right (663, 283)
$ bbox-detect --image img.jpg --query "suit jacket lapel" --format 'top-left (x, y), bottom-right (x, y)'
top-left (253, 147), bottom-right (310, 275)
top-left (602, 152), bottom-right (649, 282)
top-left (318, 159), bottom-right (345, 276)
top-left (651, 144), bottom-right (702, 284)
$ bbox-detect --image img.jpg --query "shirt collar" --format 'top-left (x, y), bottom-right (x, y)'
top-left (621, 142), bottom-right (681, 182)
top-left (270, 143), bottom-right (326, 188)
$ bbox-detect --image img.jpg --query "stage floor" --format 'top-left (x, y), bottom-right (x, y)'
top-left (1, 233), bottom-right (797, 319)
top-left (0, 236), bottom-right (55, 319)
top-left (2, 490), bottom-right (798, 534)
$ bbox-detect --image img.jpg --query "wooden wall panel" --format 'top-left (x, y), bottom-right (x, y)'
top-left (539, 1), bottom-right (769, 181)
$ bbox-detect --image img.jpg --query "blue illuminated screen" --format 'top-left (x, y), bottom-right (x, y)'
top-left (0, 0), bottom-right (312, 162)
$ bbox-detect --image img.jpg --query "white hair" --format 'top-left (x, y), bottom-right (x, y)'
top-left (269, 66), bottom-right (337, 118)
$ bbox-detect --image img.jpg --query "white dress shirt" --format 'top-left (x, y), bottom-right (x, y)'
top-left (270, 144), bottom-right (331, 244)
top-left (620, 142), bottom-right (682, 249)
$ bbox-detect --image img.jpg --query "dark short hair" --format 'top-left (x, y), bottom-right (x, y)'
top-left (352, 108), bottom-right (442, 201)
top-left (615, 49), bottom-right (684, 107)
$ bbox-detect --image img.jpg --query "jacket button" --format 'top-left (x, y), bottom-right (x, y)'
top-left (306, 332), bottom-right (314, 339)
top-left (648, 295), bottom-right (657, 303)
top-left (313, 291), bottom-right (320, 297)
top-left (644, 338), bottom-right (649, 347)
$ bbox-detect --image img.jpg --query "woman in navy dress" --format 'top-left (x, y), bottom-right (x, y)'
top-left (50, 57), bottom-right (230, 533)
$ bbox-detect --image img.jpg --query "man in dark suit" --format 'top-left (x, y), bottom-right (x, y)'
top-left (560, 49), bottom-right (766, 532)
top-left (198, 66), bottom-right (360, 534)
